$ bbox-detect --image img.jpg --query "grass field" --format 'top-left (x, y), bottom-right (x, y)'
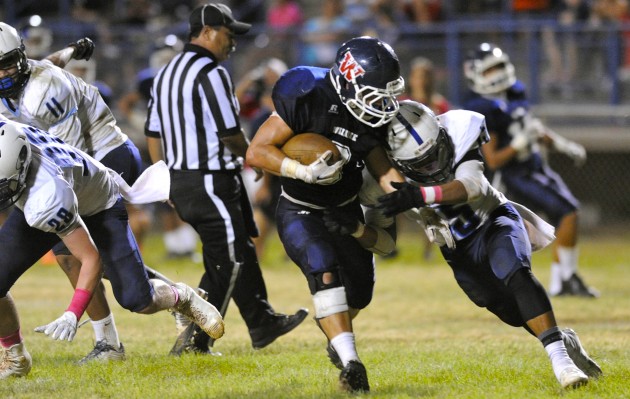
top-left (2, 231), bottom-right (629, 399)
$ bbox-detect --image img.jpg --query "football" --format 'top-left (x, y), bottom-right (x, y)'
top-left (281, 133), bottom-right (341, 165)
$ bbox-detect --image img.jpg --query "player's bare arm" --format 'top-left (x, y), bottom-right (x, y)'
top-left (481, 131), bottom-right (519, 170)
top-left (365, 145), bottom-right (405, 193)
top-left (246, 113), bottom-right (295, 176)
top-left (60, 224), bottom-right (102, 294)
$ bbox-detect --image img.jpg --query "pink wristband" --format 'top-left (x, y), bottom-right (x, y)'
top-left (420, 186), bottom-right (443, 204)
top-left (66, 288), bottom-right (92, 319)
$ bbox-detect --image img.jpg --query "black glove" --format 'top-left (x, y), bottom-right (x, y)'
top-left (68, 38), bottom-right (94, 61)
top-left (323, 208), bottom-right (360, 236)
top-left (376, 181), bottom-right (426, 218)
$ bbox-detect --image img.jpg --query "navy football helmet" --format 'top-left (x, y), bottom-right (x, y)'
top-left (0, 121), bottom-right (32, 210)
top-left (0, 22), bottom-right (31, 98)
top-left (463, 43), bottom-right (515, 95)
top-left (387, 100), bottom-right (454, 184)
top-left (330, 36), bottom-right (405, 128)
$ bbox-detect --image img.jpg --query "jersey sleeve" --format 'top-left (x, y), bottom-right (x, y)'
top-left (23, 179), bottom-right (82, 238)
top-left (272, 67), bottom-right (319, 133)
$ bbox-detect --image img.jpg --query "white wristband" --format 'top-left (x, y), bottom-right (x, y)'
top-left (280, 158), bottom-right (303, 179)
top-left (351, 222), bottom-right (366, 238)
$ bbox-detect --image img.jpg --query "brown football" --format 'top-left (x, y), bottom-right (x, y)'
top-left (281, 133), bottom-right (341, 165)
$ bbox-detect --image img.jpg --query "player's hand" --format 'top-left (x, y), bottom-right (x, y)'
top-left (510, 133), bottom-right (529, 153)
top-left (561, 141), bottom-right (587, 167)
top-left (425, 220), bottom-right (456, 249)
top-left (68, 38), bottom-right (94, 61)
top-left (323, 208), bottom-right (360, 235)
top-left (376, 182), bottom-right (425, 218)
top-left (34, 311), bottom-right (78, 341)
top-left (301, 151), bottom-right (343, 185)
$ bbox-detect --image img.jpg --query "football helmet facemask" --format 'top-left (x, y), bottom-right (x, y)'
top-left (0, 22), bottom-right (31, 98)
top-left (387, 100), bottom-right (454, 184)
top-left (463, 42), bottom-right (516, 95)
top-left (0, 121), bottom-right (32, 210)
top-left (330, 36), bottom-right (405, 128)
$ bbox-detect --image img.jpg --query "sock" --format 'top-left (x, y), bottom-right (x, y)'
top-left (0, 329), bottom-right (22, 348)
top-left (91, 314), bottom-right (120, 348)
top-left (330, 332), bottom-right (359, 367)
top-left (557, 246), bottom-right (578, 279)
top-left (549, 263), bottom-right (562, 294)
top-left (545, 340), bottom-right (576, 381)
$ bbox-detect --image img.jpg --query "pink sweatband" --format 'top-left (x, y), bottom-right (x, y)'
top-left (66, 288), bottom-right (92, 319)
top-left (420, 186), bottom-right (443, 204)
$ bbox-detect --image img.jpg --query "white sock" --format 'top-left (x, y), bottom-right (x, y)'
top-left (545, 340), bottom-right (575, 382)
top-left (557, 246), bottom-right (578, 279)
top-left (549, 263), bottom-right (563, 294)
top-left (91, 314), bottom-right (120, 348)
top-left (174, 224), bottom-right (198, 253)
top-left (330, 332), bottom-right (359, 367)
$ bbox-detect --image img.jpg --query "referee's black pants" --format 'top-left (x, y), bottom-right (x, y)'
top-left (170, 170), bottom-right (276, 337)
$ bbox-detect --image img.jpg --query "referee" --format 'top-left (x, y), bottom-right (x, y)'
top-left (145, 3), bottom-right (307, 355)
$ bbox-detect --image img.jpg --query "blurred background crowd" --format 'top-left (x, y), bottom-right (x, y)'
top-left (2, 0), bottom-right (629, 233)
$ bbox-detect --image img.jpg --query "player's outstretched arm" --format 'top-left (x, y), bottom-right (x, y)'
top-left (44, 37), bottom-right (95, 68)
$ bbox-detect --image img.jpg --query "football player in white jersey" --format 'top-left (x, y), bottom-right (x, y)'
top-left (0, 119), bottom-right (224, 379)
top-left (325, 100), bottom-right (602, 389)
top-left (0, 22), bottom-right (156, 362)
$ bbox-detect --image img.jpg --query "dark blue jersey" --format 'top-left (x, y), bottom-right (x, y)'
top-left (273, 66), bottom-right (388, 207)
top-left (463, 80), bottom-right (543, 173)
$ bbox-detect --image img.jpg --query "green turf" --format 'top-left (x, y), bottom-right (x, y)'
top-left (2, 231), bottom-right (628, 398)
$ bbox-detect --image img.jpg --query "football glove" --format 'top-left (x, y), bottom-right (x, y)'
top-left (377, 181), bottom-right (426, 218)
top-left (281, 150), bottom-right (343, 185)
top-left (323, 208), bottom-right (360, 236)
top-left (68, 37), bottom-right (94, 61)
top-left (34, 311), bottom-right (78, 341)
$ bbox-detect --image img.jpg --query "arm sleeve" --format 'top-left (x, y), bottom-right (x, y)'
top-left (454, 159), bottom-right (490, 202)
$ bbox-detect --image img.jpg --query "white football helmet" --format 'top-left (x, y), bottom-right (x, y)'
top-left (0, 121), bottom-right (32, 210)
top-left (330, 36), bottom-right (405, 128)
top-left (0, 22), bottom-right (31, 98)
top-left (463, 43), bottom-right (516, 95)
top-left (387, 100), bottom-right (454, 184)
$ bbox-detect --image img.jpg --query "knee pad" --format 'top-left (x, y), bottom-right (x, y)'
top-left (313, 286), bottom-right (349, 319)
top-left (506, 268), bottom-right (552, 321)
top-left (313, 271), bottom-right (342, 291)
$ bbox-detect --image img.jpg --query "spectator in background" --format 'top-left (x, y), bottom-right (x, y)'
top-left (402, 0), bottom-right (443, 24)
top-left (589, 0), bottom-right (630, 80)
top-left (300, 0), bottom-right (352, 67)
top-left (362, 0), bottom-right (406, 45)
top-left (541, 0), bottom-right (591, 97)
top-left (266, 0), bottom-right (304, 60)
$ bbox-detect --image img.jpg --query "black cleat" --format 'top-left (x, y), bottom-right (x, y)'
top-left (327, 342), bottom-right (343, 370)
top-left (250, 308), bottom-right (309, 349)
top-left (339, 360), bottom-right (369, 393)
top-left (562, 328), bottom-right (603, 378)
top-left (553, 274), bottom-right (599, 298)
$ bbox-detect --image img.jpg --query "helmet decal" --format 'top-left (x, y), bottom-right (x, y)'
top-left (338, 51), bottom-right (365, 82)
top-left (395, 112), bottom-right (423, 146)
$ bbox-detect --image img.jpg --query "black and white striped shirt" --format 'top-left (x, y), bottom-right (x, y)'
top-left (145, 43), bottom-right (242, 171)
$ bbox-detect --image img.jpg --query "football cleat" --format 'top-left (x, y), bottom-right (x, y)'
top-left (250, 308), bottom-right (308, 349)
top-left (173, 283), bottom-right (224, 340)
top-left (558, 365), bottom-right (588, 389)
top-left (78, 341), bottom-right (125, 364)
top-left (562, 328), bottom-right (603, 378)
top-left (0, 343), bottom-right (32, 379)
top-left (553, 274), bottom-right (599, 298)
top-left (327, 342), bottom-right (343, 370)
top-left (339, 360), bottom-right (370, 393)
top-left (171, 288), bottom-right (208, 335)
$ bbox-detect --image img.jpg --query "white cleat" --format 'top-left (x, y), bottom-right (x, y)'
top-left (562, 328), bottom-right (603, 378)
top-left (173, 283), bottom-right (224, 340)
top-left (78, 341), bottom-right (126, 364)
top-left (558, 365), bottom-right (588, 389)
top-left (0, 343), bottom-right (32, 379)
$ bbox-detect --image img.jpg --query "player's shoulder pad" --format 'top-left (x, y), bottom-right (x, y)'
top-left (438, 110), bottom-right (488, 163)
top-left (23, 61), bottom-right (73, 115)
top-left (273, 66), bottom-right (327, 101)
top-left (23, 178), bottom-right (79, 234)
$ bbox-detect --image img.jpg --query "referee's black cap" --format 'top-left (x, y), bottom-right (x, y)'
top-left (189, 3), bottom-right (251, 35)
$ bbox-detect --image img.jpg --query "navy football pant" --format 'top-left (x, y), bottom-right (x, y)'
top-left (276, 196), bottom-right (375, 310)
top-left (441, 203), bottom-right (551, 327)
top-left (0, 199), bottom-right (153, 312)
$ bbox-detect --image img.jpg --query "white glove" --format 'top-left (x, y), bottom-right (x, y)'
top-left (510, 133), bottom-right (530, 153)
top-left (552, 136), bottom-right (586, 167)
top-left (425, 219), bottom-right (456, 249)
top-left (281, 150), bottom-right (343, 185)
top-left (34, 311), bottom-right (78, 341)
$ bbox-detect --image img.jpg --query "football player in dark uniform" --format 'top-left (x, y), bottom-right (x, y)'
top-left (246, 36), bottom-right (406, 393)
top-left (461, 43), bottom-right (597, 298)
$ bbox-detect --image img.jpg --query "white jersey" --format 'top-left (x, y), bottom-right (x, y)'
top-left (14, 122), bottom-right (119, 237)
top-left (0, 59), bottom-right (127, 160)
